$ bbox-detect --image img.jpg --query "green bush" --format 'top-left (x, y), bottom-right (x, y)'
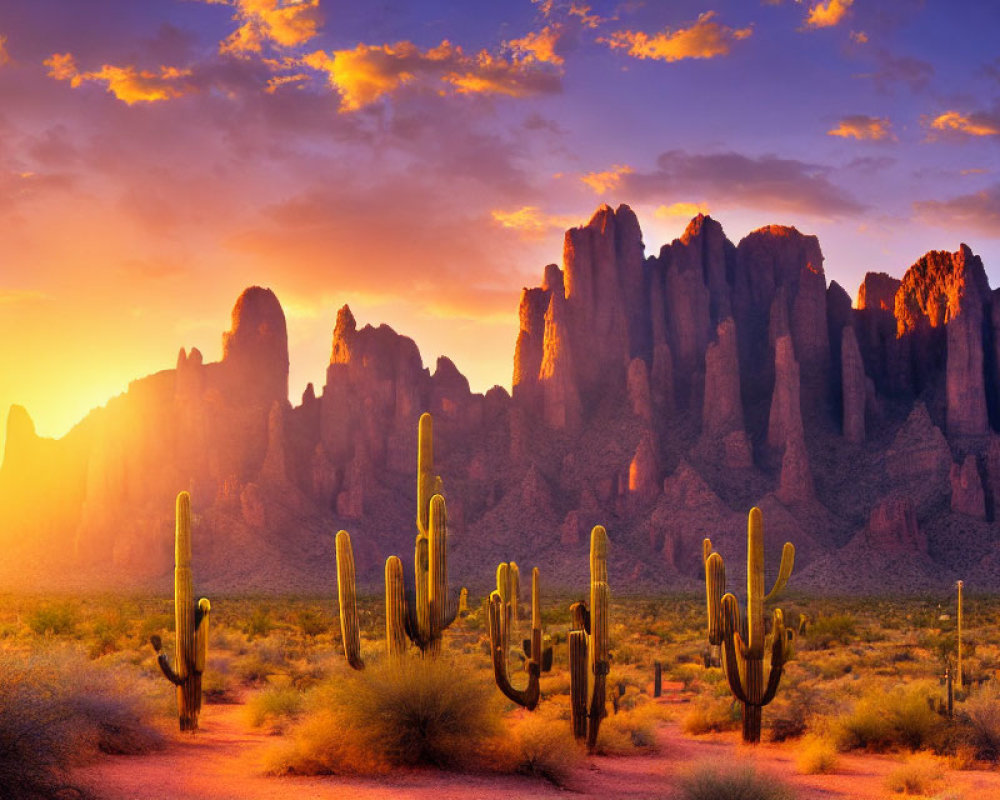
top-left (836, 682), bottom-right (943, 752)
top-left (246, 684), bottom-right (303, 729)
top-left (28, 603), bottom-right (79, 637)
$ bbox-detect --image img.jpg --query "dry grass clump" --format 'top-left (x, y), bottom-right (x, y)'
top-left (595, 701), bottom-right (665, 754)
top-left (836, 681), bottom-right (944, 752)
top-left (884, 753), bottom-right (945, 795)
top-left (0, 647), bottom-right (164, 799)
top-left (267, 654), bottom-right (502, 775)
top-left (677, 762), bottom-right (797, 800)
top-left (957, 680), bottom-right (1000, 762)
top-left (499, 711), bottom-right (582, 784)
top-left (683, 693), bottom-right (740, 735)
top-left (796, 734), bottom-right (839, 774)
top-left (245, 682), bottom-right (303, 731)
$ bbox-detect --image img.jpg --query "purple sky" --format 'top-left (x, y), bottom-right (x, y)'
top-left (1, 0), bottom-right (998, 455)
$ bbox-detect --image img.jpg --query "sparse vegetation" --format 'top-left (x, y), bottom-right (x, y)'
top-left (678, 762), bottom-right (797, 800)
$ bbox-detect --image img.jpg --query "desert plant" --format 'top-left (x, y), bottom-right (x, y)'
top-left (678, 762), bottom-right (797, 800)
top-left (489, 563), bottom-right (548, 709)
top-left (884, 753), bottom-right (945, 795)
top-left (956, 580), bottom-right (963, 689)
top-left (704, 506), bottom-right (795, 743)
top-left (28, 602), bottom-right (79, 637)
top-left (569, 525), bottom-right (610, 751)
top-left (796, 734), bottom-right (839, 774)
top-left (149, 491), bottom-right (211, 731)
top-left (503, 712), bottom-right (582, 784)
top-left (335, 412), bottom-right (463, 667)
top-left (958, 680), bottom-right (1000, 761)
top-left (245, 683), bottom-right (303, 730)
top-left (836, 682), bottom-right (943, 752)
top-left (269, 654), bottom-right (501, 774)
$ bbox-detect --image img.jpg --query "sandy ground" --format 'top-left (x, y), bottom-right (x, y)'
top-left (75, 697), bottom-right (1000, 800)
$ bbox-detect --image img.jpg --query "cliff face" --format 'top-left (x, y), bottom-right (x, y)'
top-left (2, 209), bottom-right (997, 594)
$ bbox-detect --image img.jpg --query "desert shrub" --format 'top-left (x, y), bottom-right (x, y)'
top-left (595, 702), bottom-right (664, 755)
top-left (683, 694), bottom-right (740, 735)
top-left (295, 609), bottom-right (329, 638)
top-left (269, 655), bottom-right (501, 774)
top-left (836, 682), bottom-right (943, 752)
top-left (806, 615), bottom-right (856, 649)
top-left (502, 712), bottom-right (582, 784)
top-left (0, 647), bottom-right (163, 798)
top-left (796, 735), bottom-right (839, 774)
top-left (884, 753), bottom-right (945, 795)
top-left (677, 762), bottom-right (796, 800)
top-left (28, 602), bottom-right (79, 637)
top-left (958, 680), bottom-right (1000, 761)
top-left (201, 655), bottom-right (238, 703)
top-left (246, 684), bottom-right (303, 730)
top-left (245, 608), bottom-right (273, 639)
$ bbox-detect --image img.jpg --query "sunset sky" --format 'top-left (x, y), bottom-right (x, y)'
top-left (1, 0), bottom-right (998, 458)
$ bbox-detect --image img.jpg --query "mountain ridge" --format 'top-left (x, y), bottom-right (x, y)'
top-left (2, 204), bottom-right (997, 594)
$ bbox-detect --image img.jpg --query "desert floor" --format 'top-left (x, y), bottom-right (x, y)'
top-left (75, 693), bottom-right (1000, 800)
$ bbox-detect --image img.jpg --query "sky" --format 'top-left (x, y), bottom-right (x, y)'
top-left (1, 0), bottom-right (998, 458)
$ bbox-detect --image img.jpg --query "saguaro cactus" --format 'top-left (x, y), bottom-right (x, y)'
top-left (335, 412), bottom-right (462, 667)
top-left (704, 507), bottom-right (794, 744)
top-left (569, 525), bottom-right (610, 751)
top-left (151, 491), bottom-right (210, 731)
top-left (489, 564), bottom-right (547, 709)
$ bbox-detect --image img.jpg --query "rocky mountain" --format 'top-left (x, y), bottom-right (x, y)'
top-left (2, 204), bottom-right (998, 594)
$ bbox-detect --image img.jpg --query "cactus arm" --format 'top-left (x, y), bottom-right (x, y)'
top-left (764, 542), bottom-right (795, 602)
top-left (414, 532), bottom-right (430, 646)
top-left (194, 598), bottom-right (210, 673)
top-left (150, 636), bottom-right (184, 686)
top-left (416, 412), bottom-right (434, 536)
top-left (747, 507), bottom-right (764, 658)
top-left (487, 591), bottom-right (541, 710)
top-left (720, 593), bottom-right (749, 704)
top-left (385, 556), bottom-right (407, 659)
top-left (335, 530), bottom-right (364, 671)
top-left (702, 537), bottom-right (712, 564)
top-left (705, 552), bottom-right (726, 646)
top-left (428, 494), bottom-right (448, 651)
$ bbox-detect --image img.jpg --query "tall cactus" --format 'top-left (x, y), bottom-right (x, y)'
top-left (569, 525), bottom-right (610, 751)
top-left (335, 412), bottom-right (462, 667)
top-left (489, 564), bottom-right (546, 709)
top-left (151, 491), bottom-right (210, 731)
top-left (704, 507), bottom-right (794, 743)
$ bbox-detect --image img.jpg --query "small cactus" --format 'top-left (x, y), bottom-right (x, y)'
top-left (704, 507), bottom-right (794, 744)
top-left (956, 580), bottom-right (964, 689)
top-left (569, 525), bottom-right (610, 751)
top-left (489, 564), bottom-right (545, 709)
top-left (151, 491), bottom-right (210, 731)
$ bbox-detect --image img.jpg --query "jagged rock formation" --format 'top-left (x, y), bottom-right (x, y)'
top-left (2, 208), bottom-right (998, 593)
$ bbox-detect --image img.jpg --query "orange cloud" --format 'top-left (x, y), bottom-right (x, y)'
top-left (264, 73), bottom-right (310, 93)
top-left (828, 115), bottom-right (893, 141)
top-left (220, 0), bottom-right (322, 55)
top-left (806, 0), bottom-right (853, 28)
top-left (491, 206), bottom-right (577, 236)
top-left (570, 4), bottom-right (604, 29)
top-left (304, 39), bottom-right (562, 111)
top-left (603, 12), bottom-right (752, 62)
top-left (850, 30), bottom-right (868, 44)
top-left (0, 34), bottom-right (9, 67)
top-left (581, 164), bottom-right (633, 193)
top-left (930, 111), bottom-right (1000, 138)
top-left (654, 201), bottom-right (710, 222)
top-left (44, 54), bottom-right (194, 104)
top-left (506, 26), bottom-right (564, 65)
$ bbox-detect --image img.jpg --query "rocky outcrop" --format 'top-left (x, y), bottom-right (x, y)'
top-left (539, 290), bottom-right (583, 431)
top-left (841, 326), bottom-right (866, 443)
top-left (951, 455), bottom-right (986, 519)
top-left (862, 495), bottom-right (926, 555)
top-left (626, 358), bottom-right (653, 423)
top-left (857, 272), bottom-right (900, 311)
top-left (700, 318), bottom-right (752, 467)
top-left (628, 431), bottom-right (660, 506)
top-left (767, 336), bottom-right (803, 451)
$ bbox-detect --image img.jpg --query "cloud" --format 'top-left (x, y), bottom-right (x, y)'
top-left (603, 11), bottom-right (752, 62)
top-left (850, 30), bottom-right (868, 44)
top-left (581, 164), bottom-right (633, 193)
top-left (569, 4), bottom-right (604, 29)
top-left (929, 110), bottom-right (1000, 138)
top-left (44, 53), bottom-right (195, 104)
top-left (491, 206), bottom-right (577, 237)
top-left (505, 26), bottom-right (565, 65)
top-left (914, 185), bottom-right (1000, 238)
top-left (654, 202), bottom-right (710, 222)
top-left (827, 115), bottom-right (894, 141)
top-left (219, 0), bottom-right (322, 56)
top-left (0, 34), bottom-right (9, 67)
top-left (303, 39), bottom-right (562, 111)
top-left (620, 150), bottom-right (865, 218)
top-left (805, 0), bottom-right (853, 29)
top-left (868, 49), bottom-right (933, 93)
